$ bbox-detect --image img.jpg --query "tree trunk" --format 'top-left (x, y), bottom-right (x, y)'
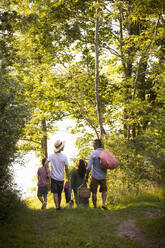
top-left (41, 118), bottom-right (48, 158)
top-left (95, 2), bottom-right (106, 139)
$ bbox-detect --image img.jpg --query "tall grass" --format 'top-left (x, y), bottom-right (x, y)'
top-left (26, 191), bottom-right (98, 209)
top-left (106, 165), bottom-right (165, 208)
top-left (27, 181), bottom-right (165, 211)
top-left (107, 182), bottom-right (165, 210)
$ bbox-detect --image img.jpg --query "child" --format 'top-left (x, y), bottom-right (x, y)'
top-left (37, 158), bottom-right (50, 209)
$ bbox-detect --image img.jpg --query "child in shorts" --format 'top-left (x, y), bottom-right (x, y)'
top-left (37, 158), bottom-right (51, 209)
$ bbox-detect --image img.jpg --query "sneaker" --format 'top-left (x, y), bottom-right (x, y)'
top-left (56, 207), bottom-right (61, 211)
top-left (56, 206), bottom-right (62, 211)
top-left (41, 201), bottom-right (46, 209)
top-left (102, 205), bottom-right (108, 210)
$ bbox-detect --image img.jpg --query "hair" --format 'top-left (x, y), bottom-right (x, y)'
top-left (94, 139), bottom-right (102, 148)
top-left (77, 159), bottom-right (86, 179)
top-left (42, 158), bottom-right (47, 166)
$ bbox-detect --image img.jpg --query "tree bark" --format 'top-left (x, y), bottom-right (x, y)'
top-left (95, 1), bottom-right (106, 139)
top-left (41, 118), bottom-right (48, 158)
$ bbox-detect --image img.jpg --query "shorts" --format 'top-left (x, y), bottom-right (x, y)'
top-left (51, 178), bottom-right (64, 196)
top-left (90, 177), bottom-right (107, 194)
top-left (37, 185), bottom-right (48, 197)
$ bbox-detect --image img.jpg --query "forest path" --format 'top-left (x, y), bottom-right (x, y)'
top-left (31, 203), bottom-right (165, 248)
top-left (0, 203), bottom-right (165, 248)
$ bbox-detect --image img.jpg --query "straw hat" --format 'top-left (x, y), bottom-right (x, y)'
top-left (54, 140), bottom-right (65, 153)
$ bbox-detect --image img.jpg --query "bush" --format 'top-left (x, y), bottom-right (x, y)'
top-left (0, 187), bottom-right (26, 223)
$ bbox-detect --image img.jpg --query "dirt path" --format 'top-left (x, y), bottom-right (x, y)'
top-left (115, 218), bottom-right (165, 248)
top-left (27, 207), bottom-right (165, 248)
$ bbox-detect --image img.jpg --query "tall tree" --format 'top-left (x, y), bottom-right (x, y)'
top-left (5, 0), bottom-right (164, 178)
top-left (10, 0), bottom-right (75, 156)
top-left (95, 0), bottom-right (106, 139)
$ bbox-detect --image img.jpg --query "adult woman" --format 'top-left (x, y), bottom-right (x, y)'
top-left (71, 159), bottom-right (89, 206)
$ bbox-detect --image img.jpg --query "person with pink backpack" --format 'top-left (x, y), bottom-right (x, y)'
top-left (86, 139), bottom-right (118, 210)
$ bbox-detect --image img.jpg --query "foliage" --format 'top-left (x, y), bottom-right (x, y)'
top-left (0, 187), bottom-right (26, 223)
top-left (0, 3), bottom-right (31, 221)
top-left (0, 0), bottom-right (165, 220)
top-left (102, 132), bottom-right (164, 205)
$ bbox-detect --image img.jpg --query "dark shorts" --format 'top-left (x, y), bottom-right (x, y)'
top-left (51, 178), bottom-right (64, 196)
top-left (37, 185), bottom-right (48, 197)
top-left (90, 177), bottom-right (107, 194)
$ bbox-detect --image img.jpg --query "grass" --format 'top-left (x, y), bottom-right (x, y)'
top-left (0, 187), bottom-right (165, 248)
top-left (0, 207), bottom-right (144, 248)
top-left (0, 202), bottom-right (165, 248)
top-left (138, 216), bottom-right (165, 238)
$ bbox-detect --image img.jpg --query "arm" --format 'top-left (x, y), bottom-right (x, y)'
top-left (85, 169), bottom-right (90, 183)
top-left (85, 154), bottom-right (93, 182)
top-left (37, 169), bottom-right (40, 184)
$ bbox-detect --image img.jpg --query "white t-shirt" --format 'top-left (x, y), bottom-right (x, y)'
top-left (48, 152), bottom-right (69, 181)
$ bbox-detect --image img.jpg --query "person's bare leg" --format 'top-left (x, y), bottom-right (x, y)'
top-left (44, 195), bottom-right (47, 204)
top-left (38, 196), bottom-right (43, 204)
top-left (58, 195), bottom-right (61, 208)
top-left (102, 191), bottom-right (107, 209)
top-left (43, 195), bottom-right (47, 209)
top-left (38, 196), bottom-right (45, 209)
top-left (92, 193), bottom-right (97, 208)
top-left (53, 193), bottom-right (59, 208)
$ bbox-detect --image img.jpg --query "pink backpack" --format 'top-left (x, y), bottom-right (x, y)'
top-left (98, 150), bottom-right (118, 170)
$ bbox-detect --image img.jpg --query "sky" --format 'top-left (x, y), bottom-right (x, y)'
top-left (13, 119), bottom-right (78, 198)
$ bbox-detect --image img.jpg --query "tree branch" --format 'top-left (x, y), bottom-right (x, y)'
top-left (68, 95), bottom-right (99, 138)
top-left (20, 139), bottom-right (41, 145)
top-left (103, 45), bottom-right (121, 57)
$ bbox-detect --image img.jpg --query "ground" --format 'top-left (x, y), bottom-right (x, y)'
top-left (0, 201), bottom-right (165, 248)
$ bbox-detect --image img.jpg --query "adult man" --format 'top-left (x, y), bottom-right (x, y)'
top-left (86, 139), bottom-right (108, 210)
top-left (46, 140), bottom-right (70, 210)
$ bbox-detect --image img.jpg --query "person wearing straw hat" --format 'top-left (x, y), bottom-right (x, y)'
top-left (45, 140), bottom-right (70, 210)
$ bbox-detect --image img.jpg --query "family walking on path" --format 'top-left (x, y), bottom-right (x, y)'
top-left (37, 138), bottom-right (117, 210)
